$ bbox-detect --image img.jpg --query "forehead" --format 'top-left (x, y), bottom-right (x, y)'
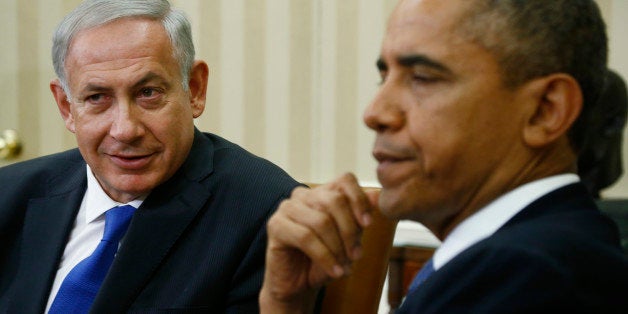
top-left (382, 0), bottom-right (481, 60)
top-left (65, 18), bottom-right (175, 74)
top-left (390, 0), bottom-right (470, 28)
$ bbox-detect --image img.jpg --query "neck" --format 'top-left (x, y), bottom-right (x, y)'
top-left (429, 140), bottom-right (577, 240)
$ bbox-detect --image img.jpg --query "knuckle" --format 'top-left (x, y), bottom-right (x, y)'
top-left (290, 186), bottom-right (309, 198)
top-left (315, 214), bottom-right (333, 230)
top-left (266, 214), bottom-right (282, 233)
top-left (294, 228), bottom-right (315, 244)
top-left (276, 198), bottom-right (290, 210)
top-left (339, 172), bottom-right (357, 184)
top-left (324, 189), bottom-right (345, 205)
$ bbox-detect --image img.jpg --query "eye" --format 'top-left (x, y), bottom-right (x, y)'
top-left (84, 93), bottom-right (112, 105)
top-left (376, 59), bottom-right (388, 85)
top-left (410, 66), bottom-right (443, 85)
top-left (379, 69), bottom-right (388, 86)
top-left (412, 74), bottom-right (438, 84)
top-left (138, 87), bottom-right (160, 98)
top-left (378, 69), bottom-right (388, 86)
top-left (136, 87), bottom-right (165, 107)
top-left (88, 94), bottom-right (103, 102)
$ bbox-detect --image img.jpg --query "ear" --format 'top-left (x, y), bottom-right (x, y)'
top-left (522, 74), bottom-right (582, 148)
top-left (188, 60), bottom-right (209, 118)
top-left (50, 79), bottom-right (76, 133)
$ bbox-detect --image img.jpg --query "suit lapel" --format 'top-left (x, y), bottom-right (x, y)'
top-left (8, 162), bottom-right (86, 313)
top-left (91, 130), bottom-right (215, 312)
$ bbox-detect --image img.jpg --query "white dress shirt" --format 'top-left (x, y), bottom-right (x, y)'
top-left (431, 174), bottom-right (580, 271)
top-left (45, 165), bottom-right (145, 312)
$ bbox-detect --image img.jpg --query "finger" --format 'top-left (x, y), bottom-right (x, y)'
top-left (291, 180), bottom-right (367, 263)
top-left (310, 187), bottom-right (363, 262)
top-left (331, 174), bottom-right (374, 260)
top-left (268, 206), bottom-right (348, 279)
top-left (284, 198), bottom-right (351, 266)
top-left (290, 185), bottom-right (314, 201)
top-left (335, 173), bottom-right (373, 228)
top-left (279, 192), bottom-right (353, 265)
top-left (365, 189), bottom-right (380, 209)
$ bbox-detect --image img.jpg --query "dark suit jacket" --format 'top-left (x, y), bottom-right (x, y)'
top-left (0, 129), bottom-right (300, 313)
top-left (398, 183), bottom-right (628, 313)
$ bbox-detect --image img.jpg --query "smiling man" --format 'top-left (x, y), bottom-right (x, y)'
top-left (0, 1), bottom-right (299, 313)
top-left (260, 0), bottom-right (628, 313)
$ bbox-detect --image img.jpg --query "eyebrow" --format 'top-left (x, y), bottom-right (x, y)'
top-left (376, 54), bottom-right (452, 75)
top-left (131, 72), bottom-right (171, 91)
top-left (78, 72), bottom-right (171, 96)
top-left (77, 84), bottom-right (112, 100)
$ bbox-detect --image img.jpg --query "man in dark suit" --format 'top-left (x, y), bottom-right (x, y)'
top-left (259, 0), bottom-right (628, 313)
top-left (0, 0), bottom-right (299, 313)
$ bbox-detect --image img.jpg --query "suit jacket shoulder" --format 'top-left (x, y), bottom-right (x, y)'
top-left (399, 183), bottom-right (628, 313)
top-left (0, 149), bottom-right (87, 311)
top-left (0, 148), bottom-right (86, 255)
top-left (0, 148), bottom-right (85, 206)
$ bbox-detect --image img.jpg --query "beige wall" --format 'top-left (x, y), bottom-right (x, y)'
top-left (0, 0), bottom-right (79, 164)
top-left (1, 0), bottom-right (627, 197)
top-left (171, 0), bottom-right (398, 184)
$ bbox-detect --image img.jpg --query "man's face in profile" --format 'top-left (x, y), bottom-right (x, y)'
top-left (53, 18), bottom-right (203, 202)
top-left (364, 0), bottom-right (530, 234)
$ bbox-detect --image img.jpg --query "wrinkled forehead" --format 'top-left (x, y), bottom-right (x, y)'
top-left (66, 18), bottom-right (174, 69)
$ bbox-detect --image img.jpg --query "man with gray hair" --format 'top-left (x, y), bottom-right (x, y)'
top-left (260, 0), bottom-right (628, 313)
top-left (0, 0), bottom-right (299, 312)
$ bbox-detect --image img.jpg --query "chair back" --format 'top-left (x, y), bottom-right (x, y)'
top-left (596, 199), bottom-right (628, 256)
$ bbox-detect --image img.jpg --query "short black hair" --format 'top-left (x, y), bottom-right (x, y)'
top-left (459, 0), bottom-right (608, 152)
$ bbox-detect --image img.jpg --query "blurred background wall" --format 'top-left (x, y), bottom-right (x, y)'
top-left (1, 0), bottom-right (627, 197)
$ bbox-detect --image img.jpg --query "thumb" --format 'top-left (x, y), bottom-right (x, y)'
top-left (365, 189), bottom-right (380, 208)
top-left (360, 189), bottom-right (380, 227)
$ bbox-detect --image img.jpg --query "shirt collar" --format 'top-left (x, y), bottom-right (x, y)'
top-left (84, 165), bottom-right (145, 224)
top-left (432, 173), bottom-right (580, 270)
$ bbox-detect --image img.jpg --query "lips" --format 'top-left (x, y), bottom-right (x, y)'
top-left (109, 153), bottom-right (154, 169)
top-left (372, 145), bottom-right (416, 187)
top-left (373, 150), bottom-right (409, 163)
top-left (374, 150), bottom-right (412, 170)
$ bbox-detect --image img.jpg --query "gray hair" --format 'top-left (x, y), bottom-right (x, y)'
top-left (459, 0), bottom-right (608, 152)
top-left (52, 0), bottom-right (195, 97)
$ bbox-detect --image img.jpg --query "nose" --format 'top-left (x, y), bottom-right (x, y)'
top-left (363, 82), bottom-right (405, 133)
top-left (110, 100), bottom-right (145, 143)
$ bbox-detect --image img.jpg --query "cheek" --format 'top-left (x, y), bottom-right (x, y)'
top-left (406, 110), bottom-right (457, 164)
top-left (73, 116), bottom-right (107, 146)
top-left (147, 108), bottom-right (195, 150)
top-left (406, 115), bottom-right (484, 202)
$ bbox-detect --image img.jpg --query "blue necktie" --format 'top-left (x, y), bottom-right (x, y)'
top-left (49, 205), bottom-right (136, 313)
top-left (407, 258), bottom-right (435, 293)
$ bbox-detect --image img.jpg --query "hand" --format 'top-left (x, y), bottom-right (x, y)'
top-left (259, 173), bottom-right (377, 313)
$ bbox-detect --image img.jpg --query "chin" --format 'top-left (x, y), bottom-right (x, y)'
top-left (378, 189), bottom-right (406, 220)
top-left (110, 177), bottom-right (157, 196)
